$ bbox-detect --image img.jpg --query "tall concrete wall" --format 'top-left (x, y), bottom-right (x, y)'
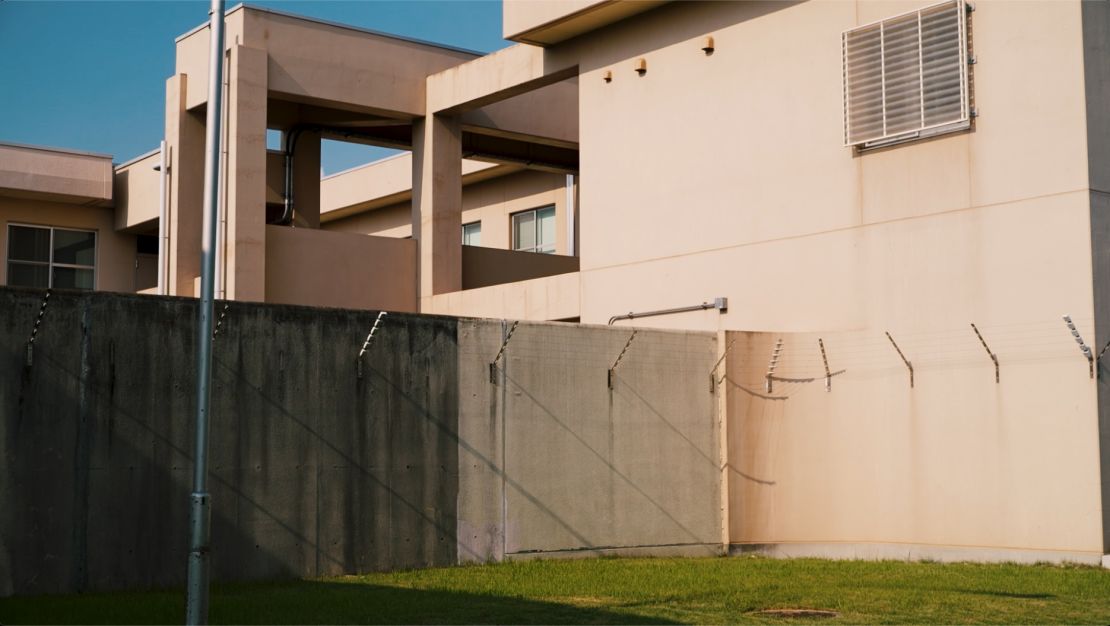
top-left (725, 327), bottom-right (1105, 564)
top-left (457, 320), bottom-right (722, 561)
top-left (0, 287), bottom-right (722, 596)
top-left (0, 288), bottom-right (459, 596)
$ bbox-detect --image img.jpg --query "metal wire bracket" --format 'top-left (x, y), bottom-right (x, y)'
top-left (490, 320), bottom-right (519, 384)
top-left (710, 338), bottom-right (736, 392)
top-left (885, 331), bottom-right (914, 388)
top-left (211, 303), bottom-right (230, 339)
top-left (25, 289), bottom-right (51, 367)
top-left (1063, 315), bottom-right (1094, 379)
top-left (765, 339), bottom-right (783, 393)
top-left (970, 323), bottom-right (999, 383)
top-left (356, 311), bottom-right (387, 379)
top-left (818, 338), bottom-right (832, 391)
top-left (608, 330), bottom-right (638, 389)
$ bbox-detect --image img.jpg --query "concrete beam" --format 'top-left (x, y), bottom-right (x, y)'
top-left (426, 44), bottom-right (578, 114)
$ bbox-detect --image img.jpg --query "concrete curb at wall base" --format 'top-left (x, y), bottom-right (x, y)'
top-left (731, 543), bottom-right (1105, 567)
top-left (504, 543), bottom-right (724, 561)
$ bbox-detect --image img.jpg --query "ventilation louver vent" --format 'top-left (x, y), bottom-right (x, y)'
top-left (843, 0), bottom-right (969, 148)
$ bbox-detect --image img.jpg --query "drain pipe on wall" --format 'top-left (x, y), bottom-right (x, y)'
top-left (154, 140), bottom-right (168, 295)
top-left (608, 298), bottom-right (728, 325)
top-left (279, 127), bottom-right (307, 226)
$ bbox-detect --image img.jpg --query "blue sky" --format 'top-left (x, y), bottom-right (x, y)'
top-left (0, 0), bottom-right (508, 173)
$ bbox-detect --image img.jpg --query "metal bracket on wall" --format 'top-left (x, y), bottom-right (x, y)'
top-left (885, 331), bottom-right (914, 388)
top-left (818, 338), bottom-right (832, 392)
top-left (970, 323), bottom-right (999, 383)
top-left (356, 311), bottom-right (388, 379)
top-left (1063, 315), bottom-right (1094, 379)
top-left (24, 289), bottom-right (51, 367)
top-left (490, 320), bottom-right (519, 384)
top-left (764, 339), bottom-right (783, 393)
top-left (608, 330), bottom-right (638, 390)
top-left (211, 303), bottom-right (230, 339)
top-left (709, 338), bottom-right (736, 393)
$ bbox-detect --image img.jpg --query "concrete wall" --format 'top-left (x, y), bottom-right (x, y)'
top-left (0, 143), bottom-right (112, 205)
top-left (724, 328), bottom-right (1105, 564)
top-left (0, 197), bottom-right (137, 294)
top-left (0, 287), bottom-right (722, 595)
top-left (112, 150), bottom-right (161, 233)
top-left (263, 225), bottom-right (417, 312)
top-left (458, 319), bottom-right (721, 560)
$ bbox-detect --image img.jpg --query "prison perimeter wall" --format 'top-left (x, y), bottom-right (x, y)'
top-left (0, 287), bottom-right (720, 596)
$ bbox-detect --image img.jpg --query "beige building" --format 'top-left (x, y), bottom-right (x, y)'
top-left (4, 0), bottom-right (1110, 566)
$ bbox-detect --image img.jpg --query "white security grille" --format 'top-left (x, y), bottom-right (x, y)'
top-left (843, 0), bottom-right (969, 148)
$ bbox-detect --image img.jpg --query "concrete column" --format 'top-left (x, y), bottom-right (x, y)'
top-left (412, 114), bottom-right (462, 302)
top-left (224, 45), bottom-right (268, 302)
top-left (165, 73), bottom-right (206, 296)
top-left (291, 129), bottom-right (322, 229)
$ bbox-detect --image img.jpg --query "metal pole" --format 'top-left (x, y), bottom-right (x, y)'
top-left (157, 139), bottom-right (167, 295)
top-left (185, 1), bottom-right (225, 623)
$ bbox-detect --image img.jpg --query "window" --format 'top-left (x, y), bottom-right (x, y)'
top-left (512, 206), bottom-right (556, 254)
top-left (462, 221), bottom-right (481, 246)
top-left (843, 0), bottom-right (970, 148)
top-left (6, 225), bottom-right (96, 289)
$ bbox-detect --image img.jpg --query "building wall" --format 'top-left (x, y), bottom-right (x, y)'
top-left (561, 0), bottom-right (1091, 332)
top-left (0, 198), bottom-right (137, 294)
top-left (323, 169), bottom-right (573, 255)
top-left (540, 0), bottom-right (1105, 557)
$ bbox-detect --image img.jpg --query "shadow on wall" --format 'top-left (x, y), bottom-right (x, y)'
top-left (0, 288), bottom-right (461, 595)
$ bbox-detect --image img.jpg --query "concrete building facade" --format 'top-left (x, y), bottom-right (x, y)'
top-left (3, 0), bottom-right (1110, 567)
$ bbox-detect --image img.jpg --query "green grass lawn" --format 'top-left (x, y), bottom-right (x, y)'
top-left (2, 556), bottom-right (1109, 624)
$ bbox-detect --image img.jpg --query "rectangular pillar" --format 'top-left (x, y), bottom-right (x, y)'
top-left (165, 73), bottom-right (205, 297)
top-left (291, 129), bottom-right (322, 229)
top-left (224, 44), bottom-right (269, 302)
top-left (412, 114), bottom-right (463, 303)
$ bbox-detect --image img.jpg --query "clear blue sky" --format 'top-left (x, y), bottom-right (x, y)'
top-left (0, 0), bottom-right (508, 173)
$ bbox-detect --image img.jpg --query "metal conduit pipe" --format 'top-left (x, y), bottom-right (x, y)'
top-left (280, 126), bottom-right (409, 226)
top-left (279, 126), bottom-right (307, 226)
top-left (608, 297), bottom-right (728, 325)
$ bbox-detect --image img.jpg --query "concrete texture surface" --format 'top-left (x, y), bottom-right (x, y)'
top-left (0, 288), bottom-right (722, 596)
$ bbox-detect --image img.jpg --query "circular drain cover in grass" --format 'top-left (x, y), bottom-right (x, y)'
top-left (754, 608), bottom-right (839, 619)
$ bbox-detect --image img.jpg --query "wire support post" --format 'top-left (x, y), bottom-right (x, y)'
top-left (765, 338), bottom-right (783, 393)
top-left (818, 338), bottom-right (832, 392)
top-left (1063, 315), bottom-right (1094, 379)
top-left (710, 338), bottom-right (736, 392)
top-left (211, 303), bottom-right (230, 339)
top-left (885, 331), bottom-right (914, 388)
top-left (24, 289), bottom-right (51, 367)
top-left (356, 311), bottom-right (388, 379)
top-left (969, 323), bottom-right (999, 383)
top-left (490, 320), bottom-right (519, 384)
top-left (608, 330), bottom-right (638, 389)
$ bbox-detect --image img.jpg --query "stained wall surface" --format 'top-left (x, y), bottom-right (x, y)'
top-left (0, 288), bottom-right (722, 596)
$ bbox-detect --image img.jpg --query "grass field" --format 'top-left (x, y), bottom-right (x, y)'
top-left (2, 556), bottom-right (1109, 624)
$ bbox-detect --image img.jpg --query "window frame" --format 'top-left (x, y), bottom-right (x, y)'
top-left (462, 221), bottom-right (482, 246)
top-left (511, 205), bottom-right (557, 254)
top-left (6, 223), bottom-right (98, 290)
top-left (842, 0), bottom-right (971, 150)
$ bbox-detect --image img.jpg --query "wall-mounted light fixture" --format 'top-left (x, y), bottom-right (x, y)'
top-left (701, 36), bottom-right (715, 55)
top-left (603, 70), bottom-right (613, 83)
top-left (634, 58), bottom-right (647, 75)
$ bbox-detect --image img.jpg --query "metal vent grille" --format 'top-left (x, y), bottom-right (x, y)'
top-left (843, 0), bottom-right (969, 148)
